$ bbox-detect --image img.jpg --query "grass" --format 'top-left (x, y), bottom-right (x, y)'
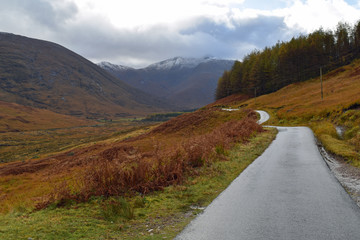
top-left (0, 100), bottom-right (92, 133)
top-left (217, 59), bottom-right (360, 167)
top-left (0, 128), bottom-right (277, 239)
top-left (0, 119), bottom-right (154, 163)
top-left (0, 107), bottom-right (263, 213)
top-left (0, 119), bottom-right (159, 214)
top-left (35, 110), bottom-right (263, 209)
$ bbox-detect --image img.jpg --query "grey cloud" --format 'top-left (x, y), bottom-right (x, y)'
top-left (0, 0), bottom-right (78, 30)
top-left (57, 14), bottom-right (299, 67)
top-left (58, 22), bottom-right (232, 67)
top-left (0, 0), bottom-right (301, 67)
top-left (181, 15), bottom-right (298, 52)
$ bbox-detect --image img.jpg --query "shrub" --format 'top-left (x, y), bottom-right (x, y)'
top-left (43, 111), bottom-right (263, 208)
top-left (345, 126), bottom-right (360, 140)
top-left (133, 196), bottom-right (148, 208)
top-left (101, 197), bottom-right (134, 221)
top-left (312, 122), bottom-right (338, 139)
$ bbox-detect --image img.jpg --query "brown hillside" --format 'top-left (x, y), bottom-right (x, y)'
top-left (244, 60), bottom-right (360, 119)
top-left (220, 59), bottom-right (360, 167)
top-left (0, 33), bottom-right (172, 118)
top-left (0, 100), bottom-right (92, 132)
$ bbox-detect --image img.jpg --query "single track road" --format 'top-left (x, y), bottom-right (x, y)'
top-left (176, 112), bottom-right (360, 240)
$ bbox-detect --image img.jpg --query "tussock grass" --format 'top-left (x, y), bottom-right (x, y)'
top-left (0, 107), bottom-right (262, 214)
top-left (0, 119), bottom-right (152, 163)
top-left (0, 128), bottom-right (277, 240)
top-left (40, 112), bottom-right (263, 208)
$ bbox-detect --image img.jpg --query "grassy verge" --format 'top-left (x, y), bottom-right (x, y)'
top-left (0, 128), bottom-right (277, 239)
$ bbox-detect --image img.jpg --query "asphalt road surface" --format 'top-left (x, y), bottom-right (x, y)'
top-left (255, 110), bottom-right (270, 124)
top-left (176, 120), bottom-right (360, 239)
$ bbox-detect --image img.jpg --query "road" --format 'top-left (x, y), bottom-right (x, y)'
top-left (175, 112), bottom-right (360, 240)
top-left (255, 110), bottom-right (270, 124)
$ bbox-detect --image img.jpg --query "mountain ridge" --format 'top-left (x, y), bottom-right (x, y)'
top-left (0, 32), bottom-right (173, 118)
top-left (98, 57), bottom-right (234, 109)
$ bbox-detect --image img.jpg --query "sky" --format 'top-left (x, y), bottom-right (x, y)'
top-left (0, 0), bottom-right (360, 68)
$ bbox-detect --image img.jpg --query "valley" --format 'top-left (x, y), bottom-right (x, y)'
top-left (1, 28), bottom-right (360, 239)
top-left (0, 117), bottom-right (154, 164)
top-left (0, 101), bottom-right (275, 239)
top-left (99, 57), bottom-right (234, 109)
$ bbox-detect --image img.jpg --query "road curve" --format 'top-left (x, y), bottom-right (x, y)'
top-left (176, 126), bottom-right (360, 240)
top-left (255, 110), bottom-right (270, 124)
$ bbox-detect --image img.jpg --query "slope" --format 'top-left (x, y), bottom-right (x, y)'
top-left (0, 100), bottom-right (91, 132)
top-left (218, 59), bottom-right (360, 167)
top-left (0, 32), bottom-right (172, 118)
top-left (99, 57), bottom-right (234, 109)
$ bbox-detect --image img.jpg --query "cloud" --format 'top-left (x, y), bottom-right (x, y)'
top-left (0, 0), bottom-right (359, 68)
top-left (282, 0), bottom-right (360, 32)
top-left (0, 0), bottom-right (77, 31)
top-left (55, 13), bottom-right (296, 67)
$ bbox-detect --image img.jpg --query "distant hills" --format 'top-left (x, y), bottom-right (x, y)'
top-left (99, 57), bottom-right (234, 109)
top-left (0, 32), bottom-right (172, 118)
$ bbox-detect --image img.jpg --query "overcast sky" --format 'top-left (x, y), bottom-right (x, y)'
top-left (1, 0), bottom-right (360, 68)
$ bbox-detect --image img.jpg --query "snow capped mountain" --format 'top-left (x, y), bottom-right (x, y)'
top-left (98, 61), bottom-right (134, 71)
top-left (146, 56), bottom-right (217, 70)
top-left (98, 56), bottom-right (234, 109)
top-left (98, 56), bottom-right (227, 72)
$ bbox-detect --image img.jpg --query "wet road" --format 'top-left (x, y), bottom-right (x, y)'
top-left (176, 126), bottom-right (360, 240)
top-left (255, 110), bottom-right (270, 124)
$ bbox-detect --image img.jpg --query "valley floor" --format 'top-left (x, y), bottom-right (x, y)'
top-left (0, 127), bottom-right (276, 239)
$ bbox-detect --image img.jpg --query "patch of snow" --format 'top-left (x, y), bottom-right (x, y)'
top-left (98, 61), bottom-right (133, 71)
top-left (146, 56), bottom-right (217, 70)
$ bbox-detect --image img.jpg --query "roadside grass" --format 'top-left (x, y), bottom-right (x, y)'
top-left (37, 110), bottom-right (263, 209)
top-left (0, 108), bottom-right (263, 215)
top-left (0, 128), bottom-right (277, 240)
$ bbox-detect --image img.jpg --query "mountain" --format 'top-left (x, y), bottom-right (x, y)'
top-left (0, 32), bottom-right (172, 118)
top-left (99, 57), bottom-right (234, 109)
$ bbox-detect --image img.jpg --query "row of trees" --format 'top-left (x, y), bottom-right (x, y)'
top-left (216, 21), bottom-right (360, 99)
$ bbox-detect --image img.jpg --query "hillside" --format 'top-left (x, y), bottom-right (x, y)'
top-left (218, 59), bottom-right (360, 167)
top-left (216, 22), bottom-right (360, 100)
top-left (0, 101), bottom-right (267, 211)
top-left (0, 100), bottom-right (92, 132)
top-left (99, 57), bottom-right (234, 109)
top-left (1, 59), bottom-right (360, 239)
top-left (0, 32), bottom-right (172, 118)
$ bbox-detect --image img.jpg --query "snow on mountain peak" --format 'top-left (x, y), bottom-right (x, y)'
top-left (146, 56), bottom-right (216, 70)
top-left (98, 61), bottom-right (133, 71)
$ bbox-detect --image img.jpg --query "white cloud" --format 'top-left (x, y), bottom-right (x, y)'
top-left (282, 0), bottom-right (360, 32)
top-left (73, 0), bottom-right (245, 30)
top-left (0, 0), bottom-right (359, 67)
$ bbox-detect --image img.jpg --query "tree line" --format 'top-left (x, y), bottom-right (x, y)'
top-left (216, 21), bottom-right (360, 100)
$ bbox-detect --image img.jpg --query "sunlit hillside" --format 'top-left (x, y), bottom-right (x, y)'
top-left (221, 59), bottom-right (360, 166)
top-left (246, 60), bottom-right (360, 120)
